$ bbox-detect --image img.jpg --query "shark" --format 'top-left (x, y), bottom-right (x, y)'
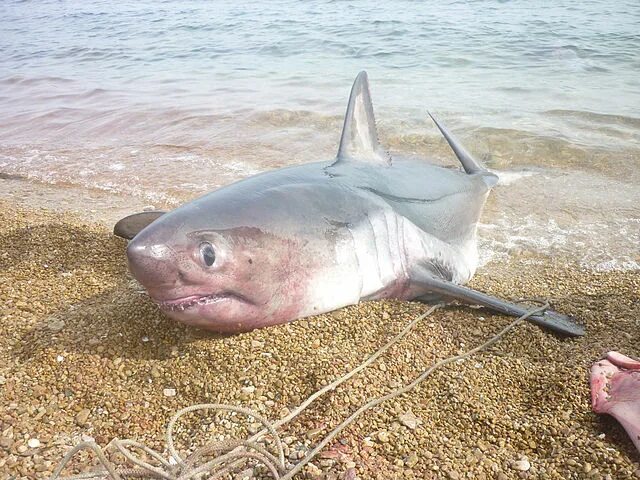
top-left (115, 71), bottom-right (584, 336)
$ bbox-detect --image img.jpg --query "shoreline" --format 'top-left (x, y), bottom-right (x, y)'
top-left (1, 184), bottom-right (639, 479)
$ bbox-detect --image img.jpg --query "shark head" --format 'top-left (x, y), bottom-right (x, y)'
top-left (125, 201), bottom-right (321, 332)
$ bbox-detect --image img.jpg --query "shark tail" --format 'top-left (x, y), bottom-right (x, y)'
top-left (428, 112), bottom-right (498, 187)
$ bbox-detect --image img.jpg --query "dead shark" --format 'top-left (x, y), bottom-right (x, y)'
top-left (115, 72), bottom-right (584, 336)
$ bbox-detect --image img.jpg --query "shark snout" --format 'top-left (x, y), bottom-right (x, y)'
top-left (126, 240), bottom-right (181, 288)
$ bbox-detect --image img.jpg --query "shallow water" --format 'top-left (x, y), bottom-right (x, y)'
top-left (0, 0), bottom-right (639, 270)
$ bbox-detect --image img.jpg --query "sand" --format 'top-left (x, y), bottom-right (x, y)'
top-left (1, 195), bottom-right (639, 480)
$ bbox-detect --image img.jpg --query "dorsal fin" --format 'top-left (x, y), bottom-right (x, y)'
top-left (334, 71), bottom-right (391, 166)
top-left (428, 112), bottom-right (484, 174)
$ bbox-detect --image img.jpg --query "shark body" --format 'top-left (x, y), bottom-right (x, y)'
top-left (116, 72), bottom-right (583, 336)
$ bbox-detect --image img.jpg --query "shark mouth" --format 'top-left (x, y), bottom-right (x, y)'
top-left (154, 293), bottom-right (234, 312)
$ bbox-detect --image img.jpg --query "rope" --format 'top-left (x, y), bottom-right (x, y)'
top-left (49, 302), bottom-right (548, 480)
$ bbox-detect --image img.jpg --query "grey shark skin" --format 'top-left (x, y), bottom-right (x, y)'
top-left (119, 72), bottom-right (584, 336)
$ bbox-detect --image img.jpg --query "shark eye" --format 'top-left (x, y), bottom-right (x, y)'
top-left (200, 242), bottom-right (216, 267)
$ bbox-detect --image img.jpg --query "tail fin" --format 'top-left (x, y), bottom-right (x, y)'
top-left (429, 112), bottom-right (498, 186)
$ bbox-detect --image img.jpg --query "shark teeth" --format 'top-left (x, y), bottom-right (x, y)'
top-left (155, 294), bottom-right (227, 312)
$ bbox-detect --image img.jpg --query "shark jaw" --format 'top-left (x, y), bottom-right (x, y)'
top-left (150, 291), bottom-right (268, 332)
top-left (154, 293), bottom-right (234, 312)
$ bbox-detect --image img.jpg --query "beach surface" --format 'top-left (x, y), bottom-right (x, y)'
top-left (1, 181), bottom-right (639, 479)
top-left (2, 1), bottom-right (640, 478)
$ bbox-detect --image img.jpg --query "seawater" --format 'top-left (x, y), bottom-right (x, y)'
top-left (0, 0), bottom-right (638, 270)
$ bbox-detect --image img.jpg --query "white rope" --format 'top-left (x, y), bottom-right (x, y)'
top-left (49, 302), bottom-right (548, 480)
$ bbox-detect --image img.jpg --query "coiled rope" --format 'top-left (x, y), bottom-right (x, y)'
top-left (50, 302), bottom-right (549, 480)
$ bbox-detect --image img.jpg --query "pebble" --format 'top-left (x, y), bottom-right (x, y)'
top-left (27, 438), bottom-right (40, 449)
top-left (513, 459), bottom-right (531, 472)
top-left (75, 409), bottom-right (90, 427)
top-left (0, 437), bottom-right (13, 449)
top-left (234, 468), bottom-right (254, 480)
top-left (47, 319), bottom-right (65, 333)
top-left (163, 388), bottom-right (177, 397)
top-left (405, 452), bottom-right (419, 468)
top-left (1, 201), bottom-right (639, 480)
top-left (398, 411), bottom-right (421, 430)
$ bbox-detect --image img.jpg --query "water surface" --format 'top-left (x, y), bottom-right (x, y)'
top-left (1, 0), bottom-right (638, 270)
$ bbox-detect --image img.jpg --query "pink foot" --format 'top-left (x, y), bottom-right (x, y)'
top-left (591, 351), bottom-right (640, 453)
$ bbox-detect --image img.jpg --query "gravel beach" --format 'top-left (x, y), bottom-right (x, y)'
top-left (1, 196), bottom-right (639, 479)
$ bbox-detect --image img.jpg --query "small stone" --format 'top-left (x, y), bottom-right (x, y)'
top-left (583, 463), bottom-right (592, 474)
top-left (405, 452), bottom-right (419, 468)
top-left (251, 340), bottom-right (263, 348)
top-left (17, 445), bottom-right (28, 454)
top-left (377, 430), bottom-right (390, 443)
top-left (241, 385), bottom-right (256, 395)
top-left (398, 411), bottom-right (421, 430)
top-left (27, 438), bottom-right (40, 448)
top-left (0, 376), bottom-right (5, 385)
top-left (56, 355), bottom-right (64, 362)
top-left (512, 459), bottom-right (531, 472)
top-left (447, 471), bottom-right (460, 480)
top-left (75, 409), bottom-right (90, 427)
top-left (143, 205), bottom-right (156, 211)
top-left (382, 311), bottom-right (390, 320)
top-left (234, 468), bottom-right (254, 480)
top-left (141, 336), bottom-right (150, 342)
top-left (163, 388), bottom-right (177, 397)
top-left (306, 427), bottom-right (323, 439)
top-left (344, 468), bottom-right (357, 480)
top-left (47, 319), bottom-right (65, 333)
top-left (150, 367), bottom-right (161, 378)
top-left (305, 462), bottom-right (322, 476)
top-left (0, 437), bottom-right (13, 449)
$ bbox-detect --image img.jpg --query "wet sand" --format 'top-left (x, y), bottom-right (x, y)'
top-left (0, 192), bottom-right (639, 479)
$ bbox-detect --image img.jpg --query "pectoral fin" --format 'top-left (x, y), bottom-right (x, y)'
top-left (413, 273), bottom-right (585, 336)
top-left (113, 211), bottom-right (167, 240)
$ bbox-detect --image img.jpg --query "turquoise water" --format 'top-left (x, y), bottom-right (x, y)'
top-left (0, 0), bottom-right (638, 269)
